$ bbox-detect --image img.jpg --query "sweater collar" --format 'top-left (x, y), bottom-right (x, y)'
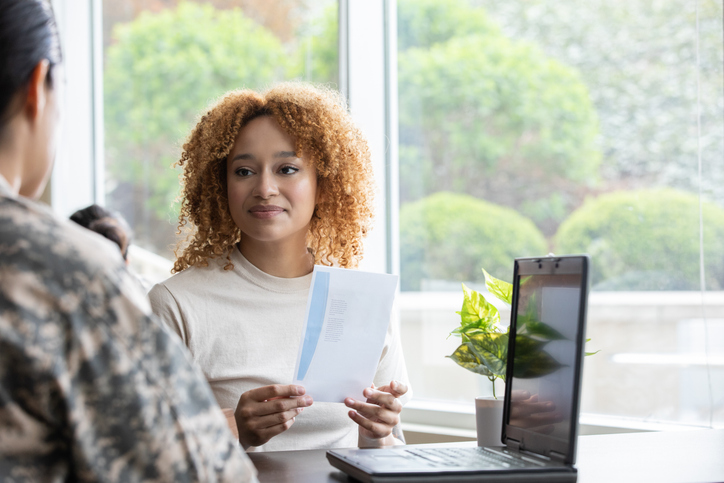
top-left (231, 246), bottom-right (313, 293)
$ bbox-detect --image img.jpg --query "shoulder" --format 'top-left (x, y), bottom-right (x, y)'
top-left (148, 258), bottom-right (232, 316)
top-left (151, 255), bottom-right (248, 306)
top-left (0, 195), bottom-right (126, 279)
top-left (0, 194), bottom-right (151, 334)
top-left (160, 257), bottom-right (231, 291)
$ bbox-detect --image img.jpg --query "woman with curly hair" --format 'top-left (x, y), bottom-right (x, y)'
top-left (149, 82), bottom-right (411, 452)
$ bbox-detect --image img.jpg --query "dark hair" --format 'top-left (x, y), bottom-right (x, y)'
top-left (0, 0), bottom-right (62, 136)
top-left (70, 204), bottom-right (133, 261)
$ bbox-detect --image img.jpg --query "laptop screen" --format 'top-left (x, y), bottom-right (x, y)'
top-left (503, 256), bottom-right (588, 463)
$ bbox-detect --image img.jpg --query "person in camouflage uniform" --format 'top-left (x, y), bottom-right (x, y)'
top-left (0, 1), bottom-right (257, 481)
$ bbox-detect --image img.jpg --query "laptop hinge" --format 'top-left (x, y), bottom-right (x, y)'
top-left (549, 450), bottom-right (566, 463)
top-left (506, 439), bottom-right (522, 452)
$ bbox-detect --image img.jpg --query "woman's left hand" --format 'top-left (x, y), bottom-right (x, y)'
top-left (345, 380), bottom-right (408, 445)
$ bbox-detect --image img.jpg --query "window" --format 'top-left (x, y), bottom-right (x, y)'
top-left (397, 0), bottom-right (724, 429)
top-left (101, 0), bottom-right (338, 282)
top-left (53, 0), bottom-right (724, 432)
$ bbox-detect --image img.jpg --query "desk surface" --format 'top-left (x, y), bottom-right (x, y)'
top-left (247, 428), bottom-right (724, 483)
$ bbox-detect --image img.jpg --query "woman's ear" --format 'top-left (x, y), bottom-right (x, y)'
top-left (24, 60), bottom-right (50, 122)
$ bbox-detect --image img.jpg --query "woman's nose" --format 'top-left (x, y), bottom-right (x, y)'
top-left (253, 171), bottom-right (279, 198)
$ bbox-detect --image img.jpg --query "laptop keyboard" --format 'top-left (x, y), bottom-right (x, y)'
top-left (405, 447), bottom-right (528, 469)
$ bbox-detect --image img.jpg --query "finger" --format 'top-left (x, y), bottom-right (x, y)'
top-left (374, 380), bottom-right (408, 398)
top-left (528, 401), bottom-right (555, 413)
top-left (510, 389), bottom-right (532, 401)
top-left (511, 401), bottom-right (555, 418)
top-left (362, 386), bottom-right (402, 410)
top-left (254, 395), bottom-right (314, 418)
top-left (511, 409), bottom-right (564, 429)
top-left (348, 410), bottom-right (392, 439)
top-left (247, 384), bottom-right (306, 402)
top-left (246, 407), bottom-right (305, 431)
top-left (527, 411), bottom-right (564, 426)
top-left (362, 388), bottom-right (402, 411)
top-left (242, 415), bottom-right (299, 447)
top-left (345, 398), bottom-right (400, 426)
top-left (390, 380), bottom-right (408, 396)
top-left (236, 393), bottom-right (313, 421)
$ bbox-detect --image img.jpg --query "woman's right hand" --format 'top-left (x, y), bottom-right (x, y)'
top-left (234, 384), bottom-right (313, 449)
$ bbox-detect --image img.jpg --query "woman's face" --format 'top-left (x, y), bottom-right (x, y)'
top-left (226, 115), bottom-right (318, 248)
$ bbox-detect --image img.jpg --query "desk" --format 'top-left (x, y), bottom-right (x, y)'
top-left (247, 429), bottom-right (724, 483)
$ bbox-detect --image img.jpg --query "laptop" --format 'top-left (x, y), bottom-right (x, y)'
top-left (327, 254), bottom-right (590, 483)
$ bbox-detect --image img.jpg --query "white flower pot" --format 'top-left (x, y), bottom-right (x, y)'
top-left (475, 396), bottom-right (505, 447)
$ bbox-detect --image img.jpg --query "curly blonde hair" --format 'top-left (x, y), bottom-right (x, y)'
top-left (172, 82), bottom-right (375, 273)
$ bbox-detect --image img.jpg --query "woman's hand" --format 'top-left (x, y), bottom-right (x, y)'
top-left (345, 380), bottom-right (408, 447)
top-left (508, 390), bottom-right (563, 434)
top-left (234, 384), bottom-right (313, 449)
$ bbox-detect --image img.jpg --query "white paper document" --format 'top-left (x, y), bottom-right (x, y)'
top-left (292, 265), bottom-right (399, 403)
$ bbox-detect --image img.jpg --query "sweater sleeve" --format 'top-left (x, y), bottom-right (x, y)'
top-left (149, 282), bottom-right (189, 346)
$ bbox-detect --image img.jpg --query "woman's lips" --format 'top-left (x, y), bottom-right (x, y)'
top-left (249, 205), bottom-right (285, 219)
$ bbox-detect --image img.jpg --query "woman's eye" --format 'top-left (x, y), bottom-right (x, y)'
top-left (280, 166), bottom-right (299, 175)
top-left (235, 168), bottom-right (253, 177)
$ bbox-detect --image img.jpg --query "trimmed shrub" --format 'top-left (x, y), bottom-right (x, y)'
top-left (400, 192), bottom-right (548, 291)
top-left (554, 189), bottom-right (724, 290)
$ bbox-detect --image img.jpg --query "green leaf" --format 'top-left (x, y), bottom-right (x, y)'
top-left (447, 344), bottom-right (494, 377)
top-left (515, 293), bottom-right (565, 341)
top-left (585, 338), bottom-right (600, 356)
top-left (467, 332), bottom-right (508, 379)
top-left (458, 325), bottom-right (502, 339)
top-left (457, 283), bottom-right (499, 327)
top-left (483, 269), bottom-right (513, 305)
top-left (522, 319), bottom-right (566, 340)
top-left (511, 332), bottom-right (547, 355)
top-left (512, 334), bottom-right (564, 378)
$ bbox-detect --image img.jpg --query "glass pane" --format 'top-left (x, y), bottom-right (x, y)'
top-left (397, 0), bottom-right (724, 428)
top-left (102, 0), bottom-right (338, 281)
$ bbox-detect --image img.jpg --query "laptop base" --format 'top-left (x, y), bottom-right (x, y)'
top-left (327, 447), bottom-right (577, 483)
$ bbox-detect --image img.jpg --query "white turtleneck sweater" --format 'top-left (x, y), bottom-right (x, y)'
top-left (148, 247), bottom-right (411, 452)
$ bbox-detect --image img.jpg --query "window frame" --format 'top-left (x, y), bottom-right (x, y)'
top-left (50, 0), bottom-right (100, 217)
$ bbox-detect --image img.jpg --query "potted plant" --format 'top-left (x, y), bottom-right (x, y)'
top-left (447, 269), bottom-right (512, 399)
top-left (447, 268), bottom-right (596, 446)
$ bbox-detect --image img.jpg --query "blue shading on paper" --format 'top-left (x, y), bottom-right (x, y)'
top-left (297, 271), bottom-right (330, 380)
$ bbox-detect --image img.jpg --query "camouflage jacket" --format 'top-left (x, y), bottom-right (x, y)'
top-left (0, 178), bottom-right (257, 482)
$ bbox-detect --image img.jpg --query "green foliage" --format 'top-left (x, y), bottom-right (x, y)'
top-left (397, 0), bottom-right (601, 234)
top-left (555, 189), bottom-right (724, 290)
top-left (451, 283), bottom-right (500, 338)
top-left (448, 332), bottom-right (508, 377)
top-left (104, 2), bottom-right (288, 225)
top-left (399, 192), bottom-right (547, 291)
top-left (397, 0), bottom-right (501, 51)
top-left (448, 275), bottom-right (512, 397)
top-left (483, 269), bottom-right (512, 305)
top-left (288, 3), bottom-right (338, 85)
top-left (447, 272), bottom-right (570, 398)
top-left (479, 1), bottom-right (724, 203)
top-left (511, 334), bottom-right (563, 380)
